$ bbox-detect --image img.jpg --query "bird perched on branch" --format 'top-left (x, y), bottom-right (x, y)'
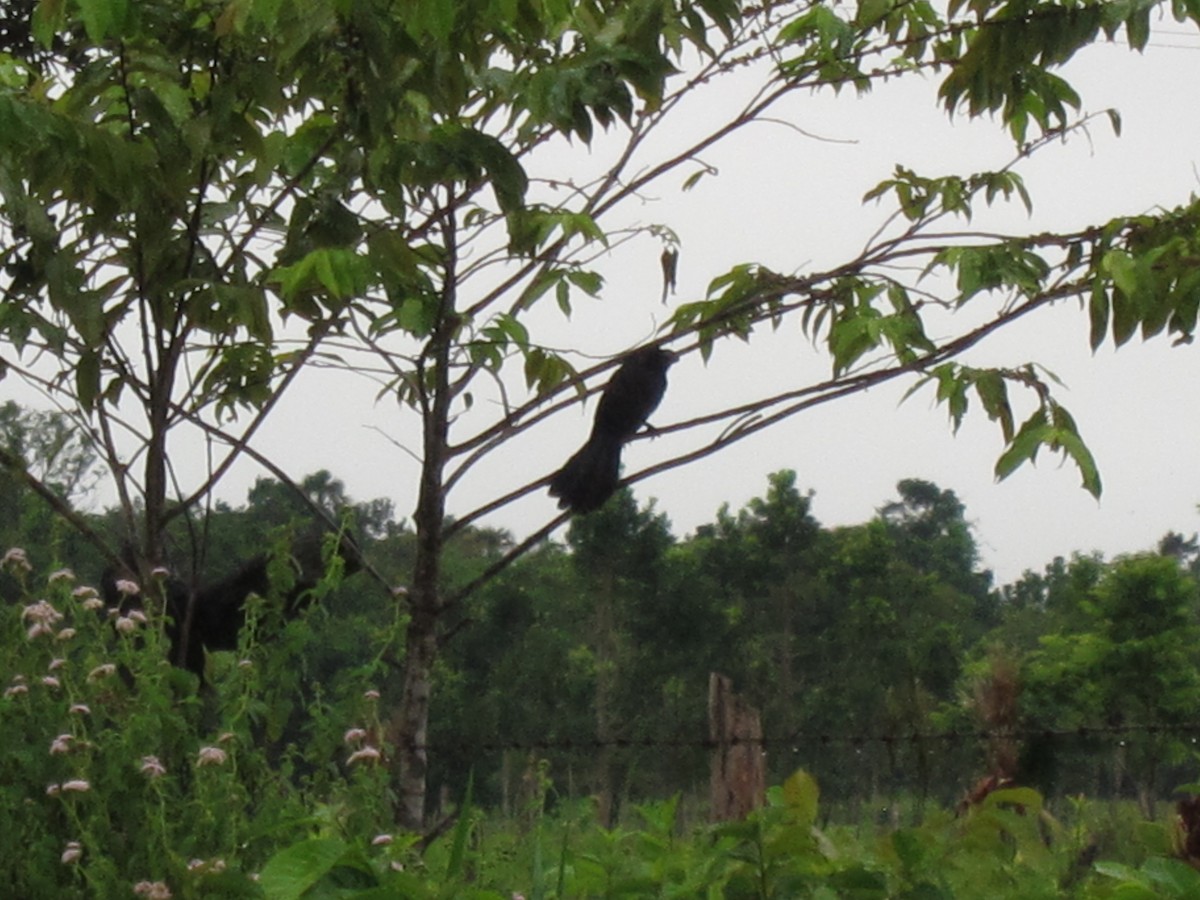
top-left (549, 345), bottom-right (678, 514)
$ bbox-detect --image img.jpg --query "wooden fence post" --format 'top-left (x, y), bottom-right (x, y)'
top-left (709, 672), bottom-right (766, 821)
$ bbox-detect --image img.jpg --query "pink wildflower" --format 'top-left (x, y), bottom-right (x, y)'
top-left (81, 596), bottom-right (104, 611)
top-left (56, 627), bottom-right (77, 641)
top-left (196, 746), bottom-right (227, 766)
top-left (140, 756), bottom-right (166, 779)
top-left (371, 833), bottom-right (393, 846)
top-left (2, 547), bottom-right (31, 573)
top-left (61, 841), bottom-right (83, 864)
top-left (48, 657), bottom-right (66, 671)
top-left (48, 568), bottom-right (75, 584)
top-left (61, 779), bottom-right (91, 793)
top-left (41, 676), bottom-right (61, 689)
top-left (343, 727), bottom-right (368, 745)
top-left (363, 689), bottom-right (381, 701)
top-left (69, 703), bottom-right (91, 716)
top-left (114, 579), bottom-right (140, 597)
top-left (3, 683), bottom-right (28, 698)
top-left (185, 857), bottom-right (227, 874)
top-left (347, 746), bottom-right (381, 765)
top-left (88, 663), bottom-right (117, 681)
top-left (23, 599), bottom-right (64, 626)
top-left (50, 734), bottom-right (74, 755)
top-left (115, 616), bottom-right (138, 635)
top-left (132, 881), bottom-right (172, 899)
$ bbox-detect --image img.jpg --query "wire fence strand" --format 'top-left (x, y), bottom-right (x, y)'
top-left (419, 720), bottom-right (1200, 755)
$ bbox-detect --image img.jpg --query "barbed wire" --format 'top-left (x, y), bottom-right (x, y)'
top-left (421, 721), bottom-right (1200, 755)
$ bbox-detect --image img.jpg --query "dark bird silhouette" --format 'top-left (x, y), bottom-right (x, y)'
top-left (101, 530), bottom-right (361, 679)
top-left (549, 345), bottom-right (677, 514)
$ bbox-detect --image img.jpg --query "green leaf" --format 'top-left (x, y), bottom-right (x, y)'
top-left (567, 269), bottom-right (604, 298)
top-left (981, 786), bottom-right (1043, 813)
top-left (446, 770), bottom-right (475, 878)
top-left (75, 351), bottom-right (100, 413)
top-left (994, 403), bottom-right (1101, 499)
top-left (77, 0), bottom-right (128, 42)
top-left (1101, 249), bottom-right (1140, 298)
top-left (274, 248), bottom-right (372, 306)
top-left (1111, 289), bottom-right (1139, 347)
top-left (1052, 405), bottom-right (1102, 498)
top-left (1142, 857), bottom-right (1200, 895)
top-left (1126, 6), bottom-right (1152, 49)
top-left (1088, 284), bottom-right (1110, 351)
top-left (856, 0), bottom-right (893, 26)
top-left (973, 371), bottom-right (1014, 442)
top-left (994, 409), bottom-right (1051, 483)
top-left (31, 0), bottom-right (66, 45)
top-left (682, 167), bottom-right (712, 191)
top-left (259, 838), bottom-right (349, 900)
top-left (1107, 108), bottom-right (1123, 137)
top-left (780, 769), bottom-right (819, 827)
top-left (460, 129), bottom-right (528, 215)
top-left (516, 268), bottom-right (565, 311)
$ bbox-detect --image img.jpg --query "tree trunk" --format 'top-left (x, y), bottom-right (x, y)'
top-left (395, 379), bottom-right (449, 831)
top-left (396, 602), bottom-right (441, 830)
top-left (393, 202), bottom-right (457, 832)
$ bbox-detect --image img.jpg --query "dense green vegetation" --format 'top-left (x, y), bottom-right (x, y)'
top-left (6, 399), bottom-right (1200, 895)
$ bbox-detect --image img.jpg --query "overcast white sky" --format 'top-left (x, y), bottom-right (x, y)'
top-left (262, 29), bottom-right (1200, 585)
top-left (261, 28), bottom-right (1200, 587)
top-left (16, 21), bottom-right (1200, 587)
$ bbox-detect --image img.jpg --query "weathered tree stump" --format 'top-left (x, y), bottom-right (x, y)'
top-left (709, 672), bottom-right (765, 821)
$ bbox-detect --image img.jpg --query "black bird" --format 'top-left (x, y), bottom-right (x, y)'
top-left (100, 530), bottom-right (362, 678)
top-left (549, 345), bottom-right (678, 514)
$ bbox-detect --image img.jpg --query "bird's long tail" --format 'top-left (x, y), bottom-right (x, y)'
top-left (548, 433), bottom-right (623, 514)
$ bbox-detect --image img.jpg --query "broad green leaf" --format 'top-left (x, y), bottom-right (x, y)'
top-left (77, 0), bottom-right (128, 42)
top-left (780, 769), bottom-right (819, 827)
top-left (981, 786), bottom-right (1043, 813)
top-left (259, 838), bottom-right (352, 900)
top-left (446, 770), bottom-right (475, 878)
top-left (856, 0), bottom-right (893, 27)
top-left (1101, 249), bottom-right (1140, 298)
top-left (974, 371), bottom-right (1014, 442)
top-left (994, 410), bottom-right (1051, 483)
top-left (1141, 857), bottom-right (1200, 895)
top-left (75, 351), bottom-right (100, 412)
